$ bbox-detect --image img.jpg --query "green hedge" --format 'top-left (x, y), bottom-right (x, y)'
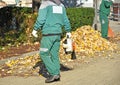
top-left (66, 7), bottom-right (95, 31)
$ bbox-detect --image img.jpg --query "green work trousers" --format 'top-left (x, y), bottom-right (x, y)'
top-left (99, 13), bottom-right (109, 39)
top-left (39, 35), bottom-right (61, 76)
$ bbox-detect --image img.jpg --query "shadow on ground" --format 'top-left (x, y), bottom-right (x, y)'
top-left (33, 61), bottom-right (73, 78)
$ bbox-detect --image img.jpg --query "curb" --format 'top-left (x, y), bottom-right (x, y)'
top-left (0, 51), bottom-right (39, 65)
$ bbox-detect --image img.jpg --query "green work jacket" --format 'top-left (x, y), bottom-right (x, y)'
top-left (99, 0), bottom-right (113, 16)
top-left (34, 1), bottom-right (71, 35)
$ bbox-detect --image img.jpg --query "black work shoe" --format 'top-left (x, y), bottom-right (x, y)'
top-left (45, 74), bottom-right (60, 83)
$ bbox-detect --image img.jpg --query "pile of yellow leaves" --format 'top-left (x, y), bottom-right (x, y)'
top-left (60, 25), bottom-right (117, 56)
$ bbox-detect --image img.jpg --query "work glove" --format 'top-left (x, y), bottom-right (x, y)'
top-left (32, 30), bottom-right (38, 38)
top-left (66, 32), bottom-right (71, 38)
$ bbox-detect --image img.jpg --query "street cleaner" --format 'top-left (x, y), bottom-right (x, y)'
top-left (32, 0), bottom-right (71, 83)
top-left (99, 0), bottom-right (113, 39)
